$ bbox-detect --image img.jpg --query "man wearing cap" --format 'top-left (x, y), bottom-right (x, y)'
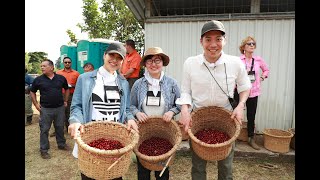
top-left (83, 62), bottom-right (94, 72)
top-left (120, 39), bottom-right (142, 90)
top-left (176, 20), bottom-right (251, 180)
top-left (67, 42), bottom-right (138, 180)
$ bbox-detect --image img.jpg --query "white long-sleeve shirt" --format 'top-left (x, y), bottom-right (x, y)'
top-left (175, 52), bottom-right (251, 110)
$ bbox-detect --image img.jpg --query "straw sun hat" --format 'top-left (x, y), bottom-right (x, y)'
top-left (141, 47), bottom-right (170, 66)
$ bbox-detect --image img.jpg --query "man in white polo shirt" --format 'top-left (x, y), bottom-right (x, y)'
top-left (176, 20), bottom-right (252, 180)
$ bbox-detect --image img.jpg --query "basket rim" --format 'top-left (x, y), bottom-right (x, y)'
top-left (133, 117), bottom-right (182, 161)
top-left (288, 128), bottom-right (295, 134)
top-left (187, 106), bottom-right (241, 148)
top-left (263, 128), bottom-right (293, 138)
top-left (76, 121), bottom-right (139, 155)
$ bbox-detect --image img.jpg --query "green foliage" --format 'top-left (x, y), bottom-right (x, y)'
top-left (25, 52), bottom-right (48, 74)
top-left (67, 0), bottom-right (144, 54)
top-left (25, 52), bottom-right (32, 71)
top-left (55, 57), bottom-right (62, 69)
top-left (66, 29), bottom-right (78, 45)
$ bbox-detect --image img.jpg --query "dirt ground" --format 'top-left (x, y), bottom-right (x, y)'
top-left (25, 114), bottom-right (294, 180)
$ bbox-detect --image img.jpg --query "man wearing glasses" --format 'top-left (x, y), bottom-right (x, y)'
top-left (54, 57), bottom-right (80, 136)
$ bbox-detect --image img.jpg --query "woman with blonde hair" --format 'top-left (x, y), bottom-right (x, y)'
top-left (235, 36), bottom-right (270, 150)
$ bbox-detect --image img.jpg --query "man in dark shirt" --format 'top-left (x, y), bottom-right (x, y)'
top-left (30, 59), bottom-right (70, 159)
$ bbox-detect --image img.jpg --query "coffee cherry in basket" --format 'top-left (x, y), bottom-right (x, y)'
top-left (88, 138), bottom-right (124, 150)
top-left (139, 137), bottom-right (173, 156)
top-left (195, 128), bottom-right (230, 144)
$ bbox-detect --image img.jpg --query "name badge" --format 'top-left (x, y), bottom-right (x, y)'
top-left (146, 91), bottom-right (161, 106)
top-left (147, 96), bottom-right (160, 106)
top-left (106, 90), bottom-right (120, 100)
top-left (248, 71), bottom-right (256, 83)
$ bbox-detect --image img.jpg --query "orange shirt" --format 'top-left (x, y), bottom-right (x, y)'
top-left (56, 69), bottom-right (80, 94)
top-left (120, 50), bottom-right (142, 78)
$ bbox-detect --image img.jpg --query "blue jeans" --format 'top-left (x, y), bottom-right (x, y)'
top-left (190, 141), bottom-right (235, 180)
top-left (39, 106), bottom-right (66, 152)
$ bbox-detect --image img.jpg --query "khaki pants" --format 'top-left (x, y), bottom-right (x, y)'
top-left (25, 94), bottom-right (33, 116)
top-left (25, 94), bottom-right (33, 125)
top-left (190, 141), bottom-right (235, 180)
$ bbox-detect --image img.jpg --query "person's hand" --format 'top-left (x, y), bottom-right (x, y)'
top-left (163, 111), bottom-right (174, 122)
top-left (127, 119), bottom-right (139, 133)
top-left (120, 73), bottom-right (126, 79)
top-left (64, 101), bottom-right (68, 107)
top-left (230, 104), bottom-right (244, 125)
top-left (25, 87), bottom-right (30, 94)
top-left (35, 103), bottom-right (41, 112)
top-left (68, 123), bottom-right (84, 139)
top-left (179, 111), bottom-right (192, 132)
top-left (136, 112), bottom-right (148, 123)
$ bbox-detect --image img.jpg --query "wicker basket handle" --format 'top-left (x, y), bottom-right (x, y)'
top-left (106, 153), bottom-right (126, 171)
top-left (159, 155), bottom-right (173, 177)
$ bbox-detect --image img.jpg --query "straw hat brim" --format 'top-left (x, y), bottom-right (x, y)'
top-left (141, 53), bottom-right (170, 66)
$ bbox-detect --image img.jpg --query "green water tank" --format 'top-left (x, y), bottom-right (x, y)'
top-left (60, 45), bottom-right (77, 70)
top-left (76, 39), bottom-right (119, 74)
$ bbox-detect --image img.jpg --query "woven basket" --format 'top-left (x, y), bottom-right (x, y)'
top-left (188, 106), bottom-right (241, 161)
top-left (288, 128), bottom-right (295, 150)
top-left (133, 117), bottom-right (182, 171)
top-left (178, 121), bottom-right (189, 140)
top-left (76, 121), bottom-right (139, 180)
top-left (263, 129), bottom-right (293, 153)
top-left (237, 121), bottom-right (248, 142)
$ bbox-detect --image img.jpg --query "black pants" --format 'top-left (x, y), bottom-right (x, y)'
top-left (64, 93), bottom-right (73, 130)
top-left (127, 77), bottom-right (139, 90)
top-left (80, 173), bottom-right (122, 180)
top-left (137, 158), bottom-right (169, 180)
top-left (234, 89), bottom-right (259, 137)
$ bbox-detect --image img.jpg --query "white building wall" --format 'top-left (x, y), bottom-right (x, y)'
top-left (144, 19), bottom-right (295, 132)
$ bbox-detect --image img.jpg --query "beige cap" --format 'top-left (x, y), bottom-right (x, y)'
top-left (142, 47), bottom-right (170, 66)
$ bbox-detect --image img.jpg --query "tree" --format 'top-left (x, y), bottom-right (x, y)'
top-left (55, 57), bottom-right (61, 69)
top-left (25, 52), bottom-right (32, 71)
top-left (67, 0), bottom-right (144, 53)
top-left (66, 29), bottom-right (78, 45)
top-left (26, 52), bottom-right (48, 74)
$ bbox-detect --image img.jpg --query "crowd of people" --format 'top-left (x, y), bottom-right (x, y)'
top-left (26, 19), bottom-right (269, 180)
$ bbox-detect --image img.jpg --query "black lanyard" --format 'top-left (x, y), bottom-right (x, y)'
top-left (246, 58), bottom-right (255, 72)
top-left (203, 62), bottom-right (231, 98)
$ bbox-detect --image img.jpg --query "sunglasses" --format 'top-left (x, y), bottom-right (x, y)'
top-left (64, 62), bottom-right (71, 64)
top-left (246, 42), bottom-right (256, 46)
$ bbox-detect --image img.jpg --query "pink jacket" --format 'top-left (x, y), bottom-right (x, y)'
top-left (240, 54), bottom-right (269, 98)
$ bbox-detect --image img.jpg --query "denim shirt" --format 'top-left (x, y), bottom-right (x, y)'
top-left (25, 73), bottom-right (34, 86)
top-left (69, 69), bottom-right (134, 124)
top-left (130, 75), bottom-right (181, 117)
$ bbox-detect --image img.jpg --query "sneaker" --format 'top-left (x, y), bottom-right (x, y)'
top-left (50, 132), bottom-right (56, 137)
top-left (41, 152), bottom-right (51, 159)
top-left (58, 145), bottom-right (70, 151)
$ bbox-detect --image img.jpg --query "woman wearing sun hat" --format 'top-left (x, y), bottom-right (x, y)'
top-left (130, 47), bottom-right (181, 180)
